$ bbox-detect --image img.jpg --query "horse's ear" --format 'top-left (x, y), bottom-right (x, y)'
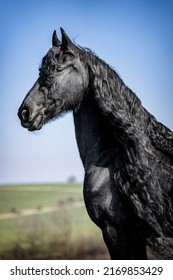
top-left (60, 28), bottom-right (74, 50)
top-left (52, 30), bottom-right (61, 47)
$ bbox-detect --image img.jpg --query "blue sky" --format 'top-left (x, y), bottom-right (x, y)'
top-left (0, 0), bottom-right (173, 184)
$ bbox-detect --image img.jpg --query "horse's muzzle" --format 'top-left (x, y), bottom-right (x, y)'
top-left (18, 105), bottom-right (44, 131)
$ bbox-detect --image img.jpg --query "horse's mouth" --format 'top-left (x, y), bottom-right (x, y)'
top-left (20, 114), bottom-right (44, 131)
top-left (18, 104), bottom-right (59, 131)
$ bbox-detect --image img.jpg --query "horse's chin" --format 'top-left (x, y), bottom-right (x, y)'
top-left (27, 124), bottom-right (43, 132)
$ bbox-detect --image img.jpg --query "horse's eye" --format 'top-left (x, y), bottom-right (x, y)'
top-left (62, 54), bottom-right (70, 63)
top-left (55, 53), bottom-right (60, 60)
top-left (57, 67), bottom-right (63, 72)
top-left (62, 52), bottom-right (74, 63)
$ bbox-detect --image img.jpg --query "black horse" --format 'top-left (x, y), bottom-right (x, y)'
top-left (18, 28), bottom-right (173, 259)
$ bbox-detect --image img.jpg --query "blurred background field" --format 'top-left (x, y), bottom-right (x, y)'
top-left (0, 184), bottom-right (108, 260)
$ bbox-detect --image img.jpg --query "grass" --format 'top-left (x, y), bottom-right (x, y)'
top-left (0, 183), bottom-right (82, 213)
top-left (0, 184), bottom-right (108, 259)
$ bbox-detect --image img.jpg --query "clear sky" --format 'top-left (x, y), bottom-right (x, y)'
top-left (0, 0), bottom-right (173, 184)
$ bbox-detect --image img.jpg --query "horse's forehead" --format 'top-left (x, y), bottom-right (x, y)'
top-left (44, 47), bottom-right (60, 62)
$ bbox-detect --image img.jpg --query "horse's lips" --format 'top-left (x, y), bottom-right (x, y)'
top-left (21, 114), bottom-right (44, 131)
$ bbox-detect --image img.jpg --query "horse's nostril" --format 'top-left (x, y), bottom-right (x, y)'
top-left (21, 107), bottom-right (30, 122)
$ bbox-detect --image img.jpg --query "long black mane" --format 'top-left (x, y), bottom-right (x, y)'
top-left (78, 46), bottom-right (173, 256)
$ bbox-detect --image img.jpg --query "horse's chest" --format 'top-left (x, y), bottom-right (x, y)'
top-left (83, 165), bottom-right (125, 226)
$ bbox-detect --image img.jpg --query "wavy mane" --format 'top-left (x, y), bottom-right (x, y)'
top-left (80, 46), bottom-right (173, 157)
top-left (79, 47), bottom-right (173, 257)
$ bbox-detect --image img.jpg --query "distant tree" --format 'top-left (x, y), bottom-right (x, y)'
top-left (67, 175), bottom-right (76, 183)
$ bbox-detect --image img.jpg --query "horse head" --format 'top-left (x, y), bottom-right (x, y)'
top-left (18, 28), bottom-right (89, 131)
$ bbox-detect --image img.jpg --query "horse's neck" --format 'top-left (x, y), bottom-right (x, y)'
top-left (73, 94), bottom-right (113, 169)
top-left (73, 95), bottom-right (101, 167)
top-left (89, 62), bottom-right (153, 149)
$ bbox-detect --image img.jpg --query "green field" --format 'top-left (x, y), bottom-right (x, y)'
top-left (0, 184), bottom-right (108, 259)
top-left (0, 184), bottom-right (83, 213)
